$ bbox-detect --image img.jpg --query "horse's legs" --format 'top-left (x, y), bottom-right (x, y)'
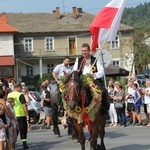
top-left (67, 117), bottom-right (78, 141)
top-left (99, 117), bottom-right (106, 150)
top-left (73, 120), bottom-right (85, 150)
top-left (90, 120), bottom-right (99, 150)
top-left (51, 103), bottom-right (60, 136)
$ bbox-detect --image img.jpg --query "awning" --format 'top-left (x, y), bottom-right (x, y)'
top-left (0, 56), bottom-right (15, 66)
top-left (104, 64), bottom-right (129, 76)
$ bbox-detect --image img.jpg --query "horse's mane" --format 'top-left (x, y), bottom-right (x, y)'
top-left (65, 71), bottom-right (82, 87)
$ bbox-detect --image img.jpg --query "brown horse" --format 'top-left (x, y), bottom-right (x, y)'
top-left (65, 71), bottom-right (107, 150)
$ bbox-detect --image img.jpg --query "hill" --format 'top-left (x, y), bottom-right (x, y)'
top-left (122, 2), bottom-right (150, 29)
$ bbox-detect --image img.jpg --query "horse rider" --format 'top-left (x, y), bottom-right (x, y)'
top-left (73, 43), bottom-right (110, 119)
top-left (52, 56), bottom-right (72, 137)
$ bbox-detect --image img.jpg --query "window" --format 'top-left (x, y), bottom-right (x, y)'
top-left (113, 61), bottom-right (119, 67)
top-left (47, 64), bottom-right (54, 73)
top-left (26, 65), bottom-right (33, 76)
top-left (111, 35), bottom-right (120, 49)
top-left (23, 38), bottom-right (33, 52)
top-left (45, 37), bottom-right (54, 51)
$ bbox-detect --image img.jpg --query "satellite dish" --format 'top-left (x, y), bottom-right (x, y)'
top-left (94, 49), bottom-right (112, 67)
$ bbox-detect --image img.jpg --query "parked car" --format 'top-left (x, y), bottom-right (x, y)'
top-left (28, 91), bottom-right (42, 121)
top-left (144, 69), bottom-right (150, 78)
top-left (136, 74), bottom-right (146, 85)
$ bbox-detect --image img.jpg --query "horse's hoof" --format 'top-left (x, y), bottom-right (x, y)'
top-left (97, 144), bottom-right (100, 150)
top-left (68, 135), bottom-right (72, 139)
top-left (55, 134), bottom-right (61, 138)
top-left (72, 138), bottom-right (79, 143)
top-left (98, 145), bottom-right (106, 150)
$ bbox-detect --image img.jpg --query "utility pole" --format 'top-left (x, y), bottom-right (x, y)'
top-left (39, 49), bottom-right (43, 79)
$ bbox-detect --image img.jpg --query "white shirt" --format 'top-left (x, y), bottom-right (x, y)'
top-left (127, 87), bottom-right (135, 103)
top-left (144, 87), bottom-right (150, 104)
top-left (73, 57), bottom-right (104, 79)
top-left (53, 63), bottom-right (72, 79)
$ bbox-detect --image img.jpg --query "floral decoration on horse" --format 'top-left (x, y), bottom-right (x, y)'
top-left (59, 74), bottom-right (102, 126)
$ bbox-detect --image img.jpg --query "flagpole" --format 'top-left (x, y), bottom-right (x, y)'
top-left (90, 29), bottom-right (112, 89)
top-left (91, 29), bottom-right (112, 68)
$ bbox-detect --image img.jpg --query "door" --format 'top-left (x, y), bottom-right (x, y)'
top-left (69, 37), bottom-right (76, 55)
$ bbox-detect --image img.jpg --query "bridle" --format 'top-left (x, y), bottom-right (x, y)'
top-left (66, 73), bottom-right (80, 103)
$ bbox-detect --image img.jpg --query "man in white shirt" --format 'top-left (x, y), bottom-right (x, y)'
top-left (73, 43), bottom-right (110, 118)
top-left (52, 57), bottom-right (72, 137)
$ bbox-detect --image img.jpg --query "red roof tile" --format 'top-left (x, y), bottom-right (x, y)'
top-left (0, 13), bottom-right (7, 23)
top-left (0, 13), bottom-right (18, 33)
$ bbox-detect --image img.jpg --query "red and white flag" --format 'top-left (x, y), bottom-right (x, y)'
top-left (89, 0), bottom-right (126, 51)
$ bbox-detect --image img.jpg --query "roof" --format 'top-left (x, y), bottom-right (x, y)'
top-left (0, 56), bottom-right (15, 66)
top-left (0, 14), bottom-right (18, 33)
top-left (6, 12), bottom-right (134, 33)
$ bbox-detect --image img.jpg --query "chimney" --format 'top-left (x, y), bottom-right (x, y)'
top-left (77, 8), bottom-right (83, 13)
top-left (72, 7), bottom-right (78, 19)
top-left (52, 10), bottom-right (56, 13)
top-left (56, 7), bottom-right (61, 19)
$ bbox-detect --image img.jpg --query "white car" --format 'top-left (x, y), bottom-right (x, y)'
top-left (28, 91), bottom-right (41, 115)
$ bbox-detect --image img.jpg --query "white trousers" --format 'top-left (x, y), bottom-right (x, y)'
top-left (109, 103), bottom-right (118, 123)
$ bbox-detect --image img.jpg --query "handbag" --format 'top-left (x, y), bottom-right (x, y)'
top-left (114, 100), bottom-right (124, 109)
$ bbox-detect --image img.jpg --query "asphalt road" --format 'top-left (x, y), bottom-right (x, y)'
top-left (15, 124), bottom-right (150, 150)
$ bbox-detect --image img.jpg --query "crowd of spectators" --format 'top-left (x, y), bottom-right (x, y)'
top-left (107, 76), bottom-right (150, 127)
top-left (0, 78), bottom-right (29, 150)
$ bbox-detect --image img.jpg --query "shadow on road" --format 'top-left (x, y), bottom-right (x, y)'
top-left (108, 144), bottom-right (150, 150)
top-left (105, 131), bottom-right (128, 139)
top-left (16, 139), bottom-right (69, 150)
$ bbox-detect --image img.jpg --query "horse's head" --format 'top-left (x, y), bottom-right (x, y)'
top-left (65, 71), bottom-right (81, 110)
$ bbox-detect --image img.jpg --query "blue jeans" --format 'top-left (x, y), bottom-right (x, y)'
top-left (116, 108), bottom-right (126, 126)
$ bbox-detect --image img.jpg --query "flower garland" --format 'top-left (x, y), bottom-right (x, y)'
top-left (59, 75), bottom-right (102, 124)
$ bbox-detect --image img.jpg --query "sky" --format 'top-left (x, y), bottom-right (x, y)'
top-left (0, 0), bottom-right (150, 15)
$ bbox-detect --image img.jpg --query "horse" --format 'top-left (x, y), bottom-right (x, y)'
top-left (49, 82), bottom-right (62, 137)
top-left (64, 71), bottom-right (107, 150)
top-left (50, 77), bottom-right (79, 139)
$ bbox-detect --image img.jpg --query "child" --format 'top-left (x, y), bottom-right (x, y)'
top-left (59, 111), bottom-right (67, 129)
top-left (7, 98), bottom-right (18, 150)
top-left (0, 104), bottom-right (7, 150)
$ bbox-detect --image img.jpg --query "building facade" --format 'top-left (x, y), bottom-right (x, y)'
top-left (1, 7), bottom-right (135, 82)
top-left (0, 13), bottom-right (18, 80)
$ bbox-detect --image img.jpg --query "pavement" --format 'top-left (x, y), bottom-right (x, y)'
top-left (15, 105), bottom-right (149, 150)
top-left (16, 121), bottom-right (150, 150)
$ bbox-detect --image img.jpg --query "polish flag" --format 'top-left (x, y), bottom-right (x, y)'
top-left (89, 0), bottom-right (126, 51)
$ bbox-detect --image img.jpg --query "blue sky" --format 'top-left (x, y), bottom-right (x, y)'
top-left (0, 0), bottom-right (150, 14)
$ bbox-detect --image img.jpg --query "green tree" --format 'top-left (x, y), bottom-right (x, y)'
top-left (133, 29), bottom-right (150, 74)
top-left (122, 2), bottom-right (150, 29)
